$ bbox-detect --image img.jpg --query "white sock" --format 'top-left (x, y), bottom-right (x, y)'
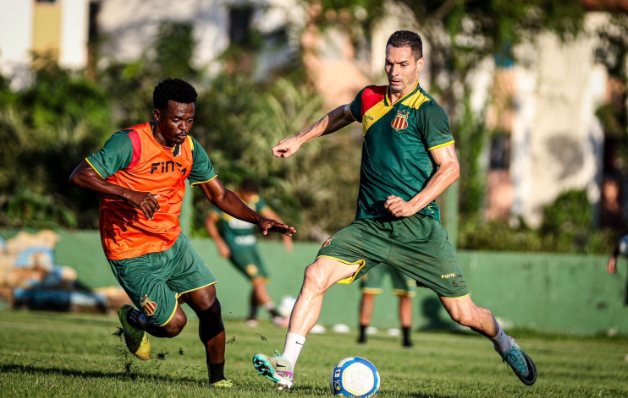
top-left (491, 323), bottom-right (512, 356)
top-left (282, 332), bottom-right (306, 370)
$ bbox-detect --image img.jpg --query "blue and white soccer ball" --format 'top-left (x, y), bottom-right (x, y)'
top-left (330, 357), bottom-right (380, 397)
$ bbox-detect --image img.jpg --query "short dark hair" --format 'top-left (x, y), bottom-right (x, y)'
top-left (240, 178), bottom-right (260, 193)
top-left (386, 30), bottom-right (423, 60)
top-left (153, 78), bottom-right (198, 111)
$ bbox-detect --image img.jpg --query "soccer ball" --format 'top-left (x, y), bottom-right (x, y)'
top-left (277, 296), bottom-right (297, 318)
top-left (330, 357), bottom-right (380, 397)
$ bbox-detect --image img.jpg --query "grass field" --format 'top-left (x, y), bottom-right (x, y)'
top-left (1, 310), bottom-right (627, 397)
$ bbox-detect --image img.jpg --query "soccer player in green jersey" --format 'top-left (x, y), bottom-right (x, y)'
top-left (70, 78), bottom-right (296, 388)
top-left (357, 263), bottom-right (416, 347)
top-left (206, 179), bottom-right (293, 326)
top-left (253, 30), bottom-right (537, 389)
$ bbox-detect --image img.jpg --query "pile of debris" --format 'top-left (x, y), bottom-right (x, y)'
top-left (0, 230), bottom-right (130, 314)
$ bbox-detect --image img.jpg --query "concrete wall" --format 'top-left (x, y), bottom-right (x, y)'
top-left (0, 0), bottom-right (88, 87)
top-left (0, 0), bottom-right (33, 86)
top-left (97, 0), bottom-right (301, 72)
top-left (59, 0), bottom-right (89, 69)
top-left (511, 13), bottom-right (608, 226)
top-left (11, 229), bottom-right (624, 336)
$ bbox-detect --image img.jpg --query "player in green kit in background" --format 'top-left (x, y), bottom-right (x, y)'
top-left (357, 263), bottom-right (416, 347)
top-left (206, 179), bottom-right (293, 327)
top-left (252, 30), bottom-right (537, 390)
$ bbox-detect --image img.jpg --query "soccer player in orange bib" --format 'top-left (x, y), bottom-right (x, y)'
top-left (70, 78), bottom-right (295, 388)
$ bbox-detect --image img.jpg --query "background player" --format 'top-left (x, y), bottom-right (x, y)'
top-left (69, 78), bottom-right (295, 388)
top-left (252, 30), bottom-right (537, 390)
top-left (606, 233), bottom-right (628, 275)
top-left (357, 263), bottom-right (415, 347)
top-left (205, 178), bottom-right (293, 326)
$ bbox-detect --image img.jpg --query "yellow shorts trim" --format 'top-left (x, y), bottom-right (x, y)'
top-left (362, 288), bottom-right (383, 295)
top-left (176, 281), bottom-right (218, 298)
top-left (85, 158), bottom-right (105, 179)
top-left (440, 293), bottom-right (470, 299)
top-left (428, 140), bottom-right (455, 151)
top-left (190, 175), bottom-right (218, 187)
top-left (393, 289), bottom-right (416, 298)
top-left (316, 255), bottom-right (366, 284)
top-left (158, 301), bottom-right (179, 327)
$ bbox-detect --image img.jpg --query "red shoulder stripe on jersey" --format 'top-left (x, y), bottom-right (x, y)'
top-left (361, 85), bottom-right (387, 117)
top-left (127, 130), bottom-right (141, 169)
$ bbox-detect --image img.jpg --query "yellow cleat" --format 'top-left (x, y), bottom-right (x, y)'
top-left (118, 305), bottom-right (151, 360)
top-left (211, 379), bottom-right (233, 388)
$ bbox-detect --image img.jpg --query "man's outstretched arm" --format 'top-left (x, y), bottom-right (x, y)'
top-left (198, 178), bottom-right (296, 236)
top-left (69, 160), bottom-right (161, 219)
top-left (272, 104), bottom-right (355, 159)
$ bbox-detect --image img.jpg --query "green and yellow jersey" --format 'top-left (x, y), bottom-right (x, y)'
top-left (349, 81), bottom-right (454, 221)
top-left (210, 195), bottom-right (269, 249)
top-left (86, 122), bottom-right (216, 260)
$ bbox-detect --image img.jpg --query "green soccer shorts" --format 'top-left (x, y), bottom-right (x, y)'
top-left (318, 213), bottom-right (469, 298)
top-left (108, 234), bottom-right (217, 326)
top-left (228, 245), bottom-right (269, 281)
top-left (360, 263), bottom-right (416, 297)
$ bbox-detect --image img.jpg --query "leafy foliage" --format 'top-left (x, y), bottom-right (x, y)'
top-left (191, 75), bottom-right (360, 239)
top-left (459, 189), bottom-right (617, 254)
top-left (0, 58), bottom-right (111, 229)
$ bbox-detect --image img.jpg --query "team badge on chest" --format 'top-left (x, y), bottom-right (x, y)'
top-left (391, 110), bottom-right (409, 132)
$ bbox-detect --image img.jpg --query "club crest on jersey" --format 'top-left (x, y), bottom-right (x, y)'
top-left (322, 237), bottom-right (334, 248)
top-left (391, 110), bottom-right (409, 132)
top-left (140, 295), bottom-right (157, 316)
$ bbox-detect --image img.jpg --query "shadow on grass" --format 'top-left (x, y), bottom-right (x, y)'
top-left (0, 363), bottom-right (207, 387)
top-left (294, 385), bottom-right (459, 398)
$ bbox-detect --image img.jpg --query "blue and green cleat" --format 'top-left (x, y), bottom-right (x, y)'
top-left (503, 338), bottom-right (537, 386)
top-left (253, 350), bottom-right (294, 390)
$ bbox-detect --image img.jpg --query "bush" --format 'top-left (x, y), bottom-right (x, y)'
top-left (458, 189), bottom-right (617, 254)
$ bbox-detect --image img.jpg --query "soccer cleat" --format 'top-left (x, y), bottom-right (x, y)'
top-left (118, 305), bottom-right (151, 361)
top-left (252, 350), bottom-right (294, 390)
top-left (245, 319), bottom-right (259, 327)
top-left (502, 338), bottom-right (537, 386)
top-left (211, 379), bottom-right (233, 388)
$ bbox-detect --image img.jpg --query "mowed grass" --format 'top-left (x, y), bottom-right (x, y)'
top-left (0, 310), bottom-right (627, 397)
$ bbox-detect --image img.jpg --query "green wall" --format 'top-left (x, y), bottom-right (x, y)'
top-left (4, 230), bottom-right (627, 335)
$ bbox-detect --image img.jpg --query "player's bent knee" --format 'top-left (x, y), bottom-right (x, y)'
top-left (207, 298), bottom-right (222, 318)
top-left (303, 264), bottom-right (330, 294)
top-left (162, 312), bottom-right (187, 338)
top-left (449, 310), bottom-right (474, 327)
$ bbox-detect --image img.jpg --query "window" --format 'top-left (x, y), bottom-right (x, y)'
top-left (489, 133), bottom-right (511, 170)
top-left (229, 6), bottom-right (253, 47)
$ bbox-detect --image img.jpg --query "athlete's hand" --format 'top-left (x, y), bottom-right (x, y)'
top-left (607, 256), bottom-right (617, 274)
top-left (384, 195), bottom-right (418, 218)
top-left (216, 242), bottom-right (231, 258)
top-left (272, 136), bottom-right (302, 158)
top-left (125, 191), bottom-right (161, 220)
top-left (257, 217), bottom-right (297, 237)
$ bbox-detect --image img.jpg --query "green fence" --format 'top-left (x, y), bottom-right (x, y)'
top-left (4, 229), bottom-right (627, 335)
